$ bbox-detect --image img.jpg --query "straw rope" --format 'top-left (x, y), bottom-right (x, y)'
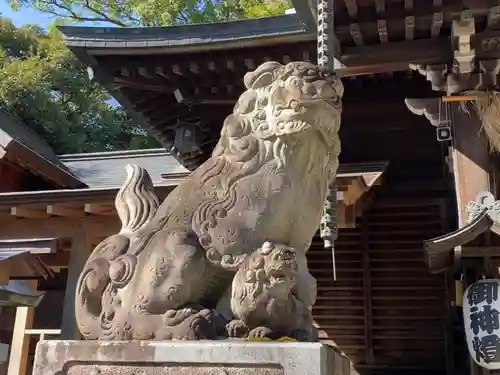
top-left (459, 91), bottom-right (500, 153)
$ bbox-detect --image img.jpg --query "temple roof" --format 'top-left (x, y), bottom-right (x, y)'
top-left (60, 15), bottom-right (315, 170)
top-left (0, 238), bottom-right (55, 284)
top-left (0, 111), bottom-right (84, 189)
top-left (60, 1), bottom-right (500, 170)
top-left (59, 148), bottom-right (188, 188)
top-left (60, 14), bottom-right (312, 52)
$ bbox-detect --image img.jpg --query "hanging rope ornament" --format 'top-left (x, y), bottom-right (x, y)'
top-left (317, 0), bottom-right (338, 280)
top-left (456, 91), bottom-right (500, 153)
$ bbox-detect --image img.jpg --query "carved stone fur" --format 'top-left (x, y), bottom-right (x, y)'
top-left (75, 61), bottom-right (343, 340)
top-left (225, 241), bottom-right (318, 341)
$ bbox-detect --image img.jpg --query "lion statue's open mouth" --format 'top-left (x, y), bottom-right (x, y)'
top-left (238, 61), bottom-right (342, 151)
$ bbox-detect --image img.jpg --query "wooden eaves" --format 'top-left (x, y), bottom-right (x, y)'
top-left (405, 96), bottom-right (497, 275)
top-left (0, 112), bottom-right (85, 189)
top-left (59, 4), bottom-right (500, 80)
top-left (423, 191), bottom-right (500, 275)
top-left (58, 4), bottom-right (500, 172)
top-left (0, 238), bottom-right (57, 284)
top-left (0, 137), bottom-right (84, 189)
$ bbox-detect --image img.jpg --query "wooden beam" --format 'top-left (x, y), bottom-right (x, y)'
top-left (374, 0), bottom-right (385, 14)
top-left (405, 98), bottom-right (491, 224)
top-left (350, 23), bottom-right (364, 46)
top-left (405, 16), bottom-right (415, 40)
top-left (339, 37), bottom-right (450, 75)
top-left (0, 185), bottom-right (173, 210)
top-left (244, 58), bottom-right (256, 70)
top-left (451, 103), bottom-right (491, 226)
top-left (451, 10), bottom-right (475, 75)
top-left (431, 12), bottom-right (443, 37)
top-left (11, 207), bottom-right (48, 219)
top-left (343, 203), bottom-right (357, 228)
top-left (341, 27), bottom-right (500, 76)
top-left (407, 98), bottom-right (493, 274)
top-left (377, 20), bottom-right (388, 44)
top-left (38, 251), bottom-right (70, 268)
top-left (343, 0), bottom-right (357, 18)
top-left (404, 98), bottom-right (448, 126)
top-left (113, 75), bottom-right (170, 92)
top-left (84, 203), bottom-right (115, 216)
top-left (461, 246), bottom-right (500, 258)
top-left (487, 6), bottom-right (500, 30)
top-left (423, 208), bottom-right (495, 273)
top-left (344, 178), bottom-right (367, 206)
top-left (47, 204), bottom-right (85, 218)
top-left (7, 280), bottom-right (37, 375)
top-left (0, 216), bottom-right (119, 240)
top-left (361, 172), bottom-right (383, 187)
top-left (0, 261), bottom-right (9, 284)
top-left (0, 253), bottom-right (53, 281)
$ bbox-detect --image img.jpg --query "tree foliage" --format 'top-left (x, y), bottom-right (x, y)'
top-left (0, 17), bottom-right (159, 153)
top-left (8, 0), bottom-right (292, 27)
top-left (1, 0), bottom-right (292, 154)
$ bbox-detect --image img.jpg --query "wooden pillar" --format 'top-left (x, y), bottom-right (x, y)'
top-left (450, 104), bottom-right (491, 226)
top-left (451, 101), bottom-right (493, 375)
top-left (7, 280), bottom-right (37, 375)
top-left (406, 98), bottom-right (492, 375)
top-left (60, 233), bottom-right (90, 340)
top-left (405, 99), bottom-right (492, 224)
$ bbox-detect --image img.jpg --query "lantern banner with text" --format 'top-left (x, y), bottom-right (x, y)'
top-left (464, 279), bottom-right (500, 369)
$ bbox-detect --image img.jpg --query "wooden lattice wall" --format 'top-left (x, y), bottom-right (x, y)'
top-left (307, 77), bottom-right (456, 374)
top-left (309, 194), bottom-right (451, 373)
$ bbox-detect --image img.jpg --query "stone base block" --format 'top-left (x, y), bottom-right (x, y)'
top-left (33, 340), bottom-right (349, 375)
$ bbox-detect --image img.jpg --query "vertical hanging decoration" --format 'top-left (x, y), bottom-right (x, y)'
top-left (317, 0), bottom-right (338, 280)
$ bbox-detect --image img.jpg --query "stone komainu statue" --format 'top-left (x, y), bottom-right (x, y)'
top-left (224, 241), bottom-right (319, 341)
top-left (75, 61), bottom-right (343, 340)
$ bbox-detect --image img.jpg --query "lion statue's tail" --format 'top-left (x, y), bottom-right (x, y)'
top-left (75, 164), bottom-right (160, 339)
top-left (115, 164), bottom-right (161, 235)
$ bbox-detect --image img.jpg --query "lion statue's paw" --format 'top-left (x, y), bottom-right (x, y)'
top-left (225, 319), bottom-right (249, 338)
top-left (248, 326), bottom-right (275, 340)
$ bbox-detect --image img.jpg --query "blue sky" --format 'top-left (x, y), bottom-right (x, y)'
top-left (0, 2), bottom-right (54, 27)
top-left (0, 3), bottom-right (120, 107)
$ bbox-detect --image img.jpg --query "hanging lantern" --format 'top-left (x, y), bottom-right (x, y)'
top-left (172, 122), bottom-right (204, 156)
top-left (463, 279), bottom-right (500, 369)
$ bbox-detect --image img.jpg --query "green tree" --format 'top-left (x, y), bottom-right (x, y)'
top-left (0, 17), bottom-right (159, 153)
top-left (7, 0), bottom-right (292, 27)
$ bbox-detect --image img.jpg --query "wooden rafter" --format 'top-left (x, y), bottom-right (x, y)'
top-left (350, 23), bottom-right (364, 46)
top-left (423, 207), bottom-right (496, 273)
top-left (0, 250), bottom-right (54, 281)
top-left (343, 0), bottom-right (357, 18)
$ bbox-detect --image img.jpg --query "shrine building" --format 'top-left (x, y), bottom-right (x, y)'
top-left (1, 1), bottom-right (500, 375)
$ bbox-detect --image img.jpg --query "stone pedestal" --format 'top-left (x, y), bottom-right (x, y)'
top-left (33, 340), bottom-right (349, 375)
